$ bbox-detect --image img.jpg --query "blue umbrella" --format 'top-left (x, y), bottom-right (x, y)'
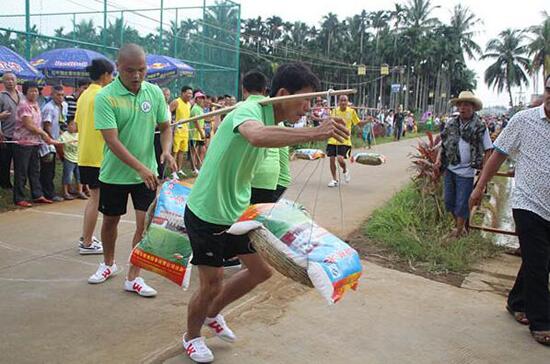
top-left (30, 48), bottom-right (113, 80)
top-left (0, 46), bottom-right (44, 83)
top-left (146, 54), bottom-right (194, 84)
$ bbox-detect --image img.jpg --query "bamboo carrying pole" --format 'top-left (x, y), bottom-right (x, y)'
top-left (171, 89), bottom-right (357, 127)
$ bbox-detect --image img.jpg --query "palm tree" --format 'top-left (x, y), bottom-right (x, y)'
top-left (449, 4), bottom-right (482, 60)
top-left (528, 11), bottom-right (550, 79)
top-left (482, 29), bottom-right (531, 107)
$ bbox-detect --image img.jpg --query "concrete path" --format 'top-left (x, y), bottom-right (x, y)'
top-left (1, 136), bottom-right (546, 363)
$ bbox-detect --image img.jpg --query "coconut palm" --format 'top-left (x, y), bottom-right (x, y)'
top-left (528, 11), bottom-right (550, 78)
top-left (482, 29), bottom-right (531, 107)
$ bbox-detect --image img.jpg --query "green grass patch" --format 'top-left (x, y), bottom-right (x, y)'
top-left (361, 183), bottom-right (502, 274)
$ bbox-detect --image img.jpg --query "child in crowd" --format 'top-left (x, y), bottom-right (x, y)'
top-left (58, 118), bottom-right (87, 200)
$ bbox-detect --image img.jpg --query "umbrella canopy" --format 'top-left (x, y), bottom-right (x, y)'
top-left (0, 46), bottom-right (44, 83)
top-left (146, 54), bottom-right (194, 84)
top-left (31, 48), bottom-right (113, 80)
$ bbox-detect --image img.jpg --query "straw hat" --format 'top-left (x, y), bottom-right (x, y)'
top-left (450, 91), bottom-right (483, 111)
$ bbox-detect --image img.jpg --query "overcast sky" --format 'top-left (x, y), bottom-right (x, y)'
top-left (6, 0), bottom-right (550, 106)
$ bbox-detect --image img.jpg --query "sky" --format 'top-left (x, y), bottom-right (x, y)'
top-left (4, 0), bottom-right (549, 107)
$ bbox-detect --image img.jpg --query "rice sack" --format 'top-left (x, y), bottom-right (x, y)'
top-left (293, 148), bottom-right (326, 160)
top-left (238, 200), bottom-right (362, 304)
top-left (130, 180), bottom-right (193, 288)
top-left (351, 152), bottom-right (386, 166)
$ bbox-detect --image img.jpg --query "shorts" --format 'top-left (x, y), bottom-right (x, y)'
top-left (184, 207), bottom-right (256, 267)
top-left (273, 185), bottom-right (287, 201)
top-left (326, 144), bottom-right (351, 159)
top-left (79, 166), bottom-right (100, 189)
top-left (189, 139), bottom-right (205, 147)
top-left (250, 187), bottom-right (278, 204)
top-left (62, 160), bottom-right (80, 185)
top-left (99, 182), bottom-right (156, 216)
top-left (444, 170), bottom-right (474, 220)
top-left (173, 131), bottom-right (189, 153)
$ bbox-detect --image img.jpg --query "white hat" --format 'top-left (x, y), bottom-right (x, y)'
top-left (450, 91), bottom-right (483, 111)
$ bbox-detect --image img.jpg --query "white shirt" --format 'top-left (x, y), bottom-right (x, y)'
top-left (494, 105), bottom-right (550, 221)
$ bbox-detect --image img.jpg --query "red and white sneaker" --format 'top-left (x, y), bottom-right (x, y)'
top-left (204, 314), bottom-right (236, 343)
top-left (123, 277), bottom-right (157, 297)
top-left (88, 262), bottom-right (120, 284)
top-left (182, 334), bottom-right (214, 363)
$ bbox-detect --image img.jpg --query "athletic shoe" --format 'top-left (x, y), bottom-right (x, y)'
top-left (204, 314), bottom-right (236, 343)
top-left (63, 194), bottom-right (76, 200)
top-left (343, 170), bottom-right (351, 183)
top-left (15, 201), bottom-right (32, 208)
top-left (77, 192), bottom-right (88, 200)
top-left (124, 277), bottom-right (157, 297)
top-left (327, 180), bottom-right (339, 187)
top-left (88, 262), bottom-right (120, 284)
top-left (51, 195), bottom-right (64, 202)
top-left (223, 258), bottom-right (242, 269)
top-left (34, 196), bottom-right (53, 204)
top-left (78, 237), bottom-right (103, 255)
top-left (182, 334), bottom-right (214, 363)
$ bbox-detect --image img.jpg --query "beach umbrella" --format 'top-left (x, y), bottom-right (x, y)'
top-left (30, 48), bottom-right (113, 80)
top-left (0, 46), bottom-right (44, 83)
top-left (146, 54), bottom-right (194, 84)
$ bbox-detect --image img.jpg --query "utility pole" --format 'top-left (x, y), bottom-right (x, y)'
top-left (25, 0), bottom-right (30, 59)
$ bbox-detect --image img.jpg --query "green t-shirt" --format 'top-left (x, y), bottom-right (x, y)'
top-left (187, 95), bottom-right (275, 225)
top-left (251, 147), bottom-right (280, 190)
top-left (94, 77), bottom-right (168, 184)
top-left (278, 146), bottom-right (291, 188)
top-left (189, 104), bottom-right (205, 141)
top-left (59, 131), bottom-right (79, 164)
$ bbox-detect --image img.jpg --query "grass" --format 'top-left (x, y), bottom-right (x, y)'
top-left (358, 183), bottom-right (502, 274)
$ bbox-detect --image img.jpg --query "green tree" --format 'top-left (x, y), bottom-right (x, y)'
top-left (482, 29), bottom-right (531, 107)
top-left (528, 11), bottom-right (550, 78)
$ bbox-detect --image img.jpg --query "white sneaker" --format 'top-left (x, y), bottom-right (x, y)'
top-left (328, 180), bottom-right (339, 188)
top-left (204, 314), bottom-right (236, 343)
top-left (88, 262), bottom-right (119, 284)
top-left (343, 170), bottom-right (351, 183)
top-left (78, 236), bottom-right (103, 255)
top-left (183, 334), bottom-right (214, 363)
top-left (124, 277), bottom-right (157, 297)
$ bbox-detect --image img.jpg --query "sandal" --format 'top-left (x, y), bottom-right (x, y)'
top-left (531, 331), bottom-right (550, 346)
top-left (506, 305), bottom-right (529, 325)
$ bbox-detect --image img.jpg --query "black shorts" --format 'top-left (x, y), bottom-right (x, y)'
top-left (99, 182), bottom-right (156, 216)
top-left (250, 187), bottom-right (278, 204)
top-left (79, 166), bottom-right (100, 189)
top-left (189, 140), bottom-right (205, 147)
top-left (184, 207), bottom-right (256, 267)
top-left (326, 144), bottom-right (351, 159)
top-left (273, 185), bottom-right (287, 201)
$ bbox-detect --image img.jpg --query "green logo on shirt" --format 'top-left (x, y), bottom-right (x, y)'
top-left (141, 101), bottom-right (152, 113)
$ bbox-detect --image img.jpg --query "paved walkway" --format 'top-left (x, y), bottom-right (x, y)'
top-left (1, 136), bottom-right (546, 363)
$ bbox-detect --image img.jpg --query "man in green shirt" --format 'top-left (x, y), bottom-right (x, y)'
top-left (181, 63), bottom-right (349, 363)
top-left (87, 44), bottom-right (177, 298)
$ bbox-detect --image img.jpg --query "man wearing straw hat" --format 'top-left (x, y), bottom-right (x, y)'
top-left (436, 90), bottom-right (493, 238)
top-left (182, 62), bottom-right (349, 363)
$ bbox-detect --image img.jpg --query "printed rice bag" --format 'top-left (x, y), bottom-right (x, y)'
top-left (293, 148), bottom-right (326, 160)
top-left (130, 180), bottom-right (193, 288)
top-left (351, 152), bottom-right (386, 166)
top-left (239, 200), bottom-right (362, 304)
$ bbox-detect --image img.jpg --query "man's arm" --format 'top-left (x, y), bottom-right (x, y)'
top-left (100, 128), bottom-right (158, 190)
top-left (469, 151), bottom-right (508, 209)
top-left (158, 121), bottom-right (177, 172)
top-left (169, 99), bottom-right (178, 114)
top-left (238, 118), bottom-right (348, 148)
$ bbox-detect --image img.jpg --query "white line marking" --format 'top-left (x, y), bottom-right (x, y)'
top-left (28, 209), bottom-right (136, 224)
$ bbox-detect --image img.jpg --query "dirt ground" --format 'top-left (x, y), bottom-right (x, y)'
top-left (1, 137), bottom-right (547, 363)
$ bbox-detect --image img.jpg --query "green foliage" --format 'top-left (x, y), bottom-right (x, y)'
top-left (362, 183), bottom-right (501, 273)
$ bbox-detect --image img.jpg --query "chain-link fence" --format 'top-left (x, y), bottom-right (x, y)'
top-left (0, 0), bottom-right (241, 96)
